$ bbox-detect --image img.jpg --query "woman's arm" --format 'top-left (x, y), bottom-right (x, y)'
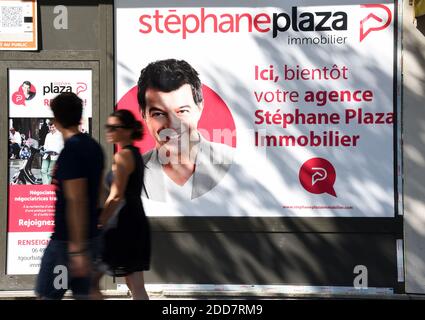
top-left (99, 149), bottom-right (135, 226)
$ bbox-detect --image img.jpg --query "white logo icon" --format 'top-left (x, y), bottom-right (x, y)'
top-left (311, 167), bottom-right (327, 185)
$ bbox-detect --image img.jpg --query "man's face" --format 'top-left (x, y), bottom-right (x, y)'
top-left (22, 84), bottom-right (30, 95)
top-left (143, 84), bottom-right (203, 151)
top-left (49, 124), bottom-right (56, 133)
top-left (52, 120), bottom-right (64, 134)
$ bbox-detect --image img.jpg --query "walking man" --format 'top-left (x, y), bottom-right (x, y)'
top-left (35, 92), bottom-right (104, 299)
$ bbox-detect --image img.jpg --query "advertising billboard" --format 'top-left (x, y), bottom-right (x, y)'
top-left (115, 0), bottom-right (398, 218)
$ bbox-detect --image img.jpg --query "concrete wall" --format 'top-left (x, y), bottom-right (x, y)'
top-left (403, 1), bottom-right (425, 294)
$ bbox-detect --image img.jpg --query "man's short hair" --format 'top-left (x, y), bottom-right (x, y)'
top-left (137, 59), bottom-right (203, 115)
top-left (22, 81), bottom-right (31, 87)
top-left (50, 92), bottom-right (83, 128)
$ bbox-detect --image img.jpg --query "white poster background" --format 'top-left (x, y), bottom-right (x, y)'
top-left (9, 69), bottom-right (92, 119)
top-left (115, 0), bottom-right (397, 217)
top-left (7, 233), bottom-right (51, 275)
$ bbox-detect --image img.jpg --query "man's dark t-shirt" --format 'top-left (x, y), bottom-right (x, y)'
top-left (51, 133), bottom-right (104, 241)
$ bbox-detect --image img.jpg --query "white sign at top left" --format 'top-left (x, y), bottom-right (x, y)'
top-left (0, 0), bottom-right (37, 50)
top-left (9, 69), bottom-right (92, 118)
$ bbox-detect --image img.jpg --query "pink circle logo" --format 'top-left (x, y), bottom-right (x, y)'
top-left (12, 92), bottom-right (25, 106)
top-left (299, 158), bottom-right (337, 197)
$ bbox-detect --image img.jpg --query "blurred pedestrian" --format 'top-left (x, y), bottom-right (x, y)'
top-left (35, 92), bottom-right (104, 300)
top-left (93, 109), bottom-right (151, 300)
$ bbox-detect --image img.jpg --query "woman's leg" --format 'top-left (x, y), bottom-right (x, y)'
top-left (125, 272), bottom-right (149, 300)
top-left (90, 271), bottom-right (104, 300)
top-left (125, 275), bottom-right (133, 294)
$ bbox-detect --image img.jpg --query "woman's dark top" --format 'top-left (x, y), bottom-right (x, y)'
top-left (101, 145), bottom-right (151, 277)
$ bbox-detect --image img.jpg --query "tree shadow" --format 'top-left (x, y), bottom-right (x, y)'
top-left (400, 8), bottom-right (425, 294)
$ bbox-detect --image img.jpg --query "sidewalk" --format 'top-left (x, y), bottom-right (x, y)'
top-left (0, 289), bottom-right (424, 300)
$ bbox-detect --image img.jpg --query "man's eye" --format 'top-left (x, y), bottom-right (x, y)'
top-left (151, 112), bottom-right (165, 117)
top-left (178, 109), bottom-right (189, 114)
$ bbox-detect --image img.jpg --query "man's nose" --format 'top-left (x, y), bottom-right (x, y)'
top-left (167, 113), bottom-right (182, 131)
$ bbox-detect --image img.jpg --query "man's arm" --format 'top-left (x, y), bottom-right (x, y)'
top-left (15, 133), bottom-right (22, 145)
top-left (43, 134), bottom-right (51, 151)
top-left (63, 178), bottom-right (89, 277)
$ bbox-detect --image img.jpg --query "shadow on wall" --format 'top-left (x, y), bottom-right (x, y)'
top-left (149, 225), bottom-right (396, 287)
top-left (403, 12), bottom-right (425, 294)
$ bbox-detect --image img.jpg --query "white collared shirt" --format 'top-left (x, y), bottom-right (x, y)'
top-left (44, 130), bottom-right (64, 154)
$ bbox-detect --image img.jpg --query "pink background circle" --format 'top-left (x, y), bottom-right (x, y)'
top-left (116, 84), bottom-right (237, 153)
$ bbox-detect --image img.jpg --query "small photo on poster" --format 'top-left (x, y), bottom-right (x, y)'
top-left (9, 117), bottom-right (91, 185)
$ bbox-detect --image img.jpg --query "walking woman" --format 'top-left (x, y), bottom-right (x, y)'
top-left (95, 109), bottom-right (151, 300)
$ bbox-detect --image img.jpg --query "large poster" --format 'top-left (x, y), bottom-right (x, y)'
top-left (115, 0), bottom-right (398, 217)
top-left (7, 69), bottom-right (92, 275)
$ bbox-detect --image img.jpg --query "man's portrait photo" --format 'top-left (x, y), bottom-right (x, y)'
top-left (137, 59), bottom-right (234, 202)
top-left (21, 81), bottom-right (36, 101)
